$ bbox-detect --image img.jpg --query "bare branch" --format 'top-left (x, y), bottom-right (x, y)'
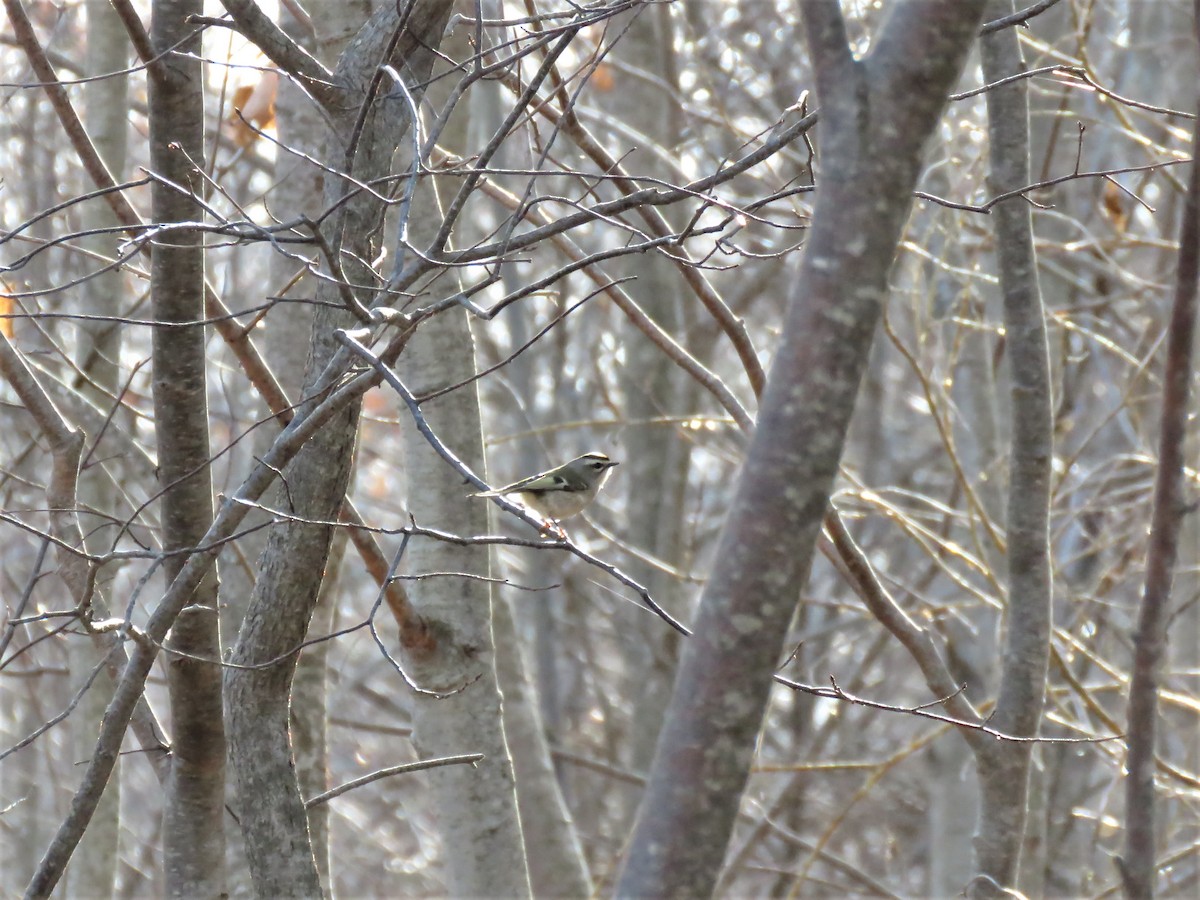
top-left (334, 328), bottom-right (692, 637)
top-left (214, 0), bottom-right (336, 106)
top-left (1121, 38), bottom-right (1200, 900)
top-left (304, 754), bottom-right (486, 808)
top-left (979, 0), bottom-right (1063, 34)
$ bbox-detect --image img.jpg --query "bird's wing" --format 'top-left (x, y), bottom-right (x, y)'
top-left (471, 470), bottom-right (581, 497)
top-left (515, 472), bottom-right (588, 494)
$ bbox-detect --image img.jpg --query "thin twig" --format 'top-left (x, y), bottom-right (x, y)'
top-left (305, 754), bottom-right (485, 808)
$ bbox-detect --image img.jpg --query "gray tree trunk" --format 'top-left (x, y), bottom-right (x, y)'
top-left (250, 4), bottom-right (384, 889)
top-left (440, 9), bottom-right (593, 892)
top-left (148, 1), bottom-right (226, 895)
top-left (603, 2), bottom-right (694, 781)
top-left (614, 5), bottom-right (989, 896)
top-left (398, 305), bottom-right (532, 898)
top-left (493, 596), bottom-right (592, 897)
top-left (396, 24), bottom-right (531, 889)
top-left (222, 4), bottom-right (455, 896)
top-left (63, 0), bottom-right (130, 894)
top-left (972, 4), bottom-right (1054, 894)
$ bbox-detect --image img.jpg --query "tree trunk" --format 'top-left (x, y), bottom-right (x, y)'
top-left (398, 306), bottom-right (532, 898)
top-left (972, 4), bottom-right (1054, 893)
top-left (223, 4), bottom-right (455, 896)
top-left (149, 1), bottom-right (226, 895)
top-left (615, 6), bottom-right (988, 896)
top-left (63, 0), bottom-right (131, 893)
top-left (603, 2), bottom-right (695, 783)
top-left (395, 22), bottom-right (531, 888)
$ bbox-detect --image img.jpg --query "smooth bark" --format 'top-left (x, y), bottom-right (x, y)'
top-left (250, 4), bottom-right (375, 889)
top-left (605, 2), bottom-right (694, 782)
top-left (398, 307), bottom-right (532, 898)
top-left (64, 0), bottom-right (131, 893)
top-left (396, 25), bottom-right (531, 890)
top-left (969, 3), bottom-right (1055, 895)
top-left (614, 5), bottom-right (988, 897)
top-left (148, 1), bottom-right (226, 895)
top-left (493, 597), bottom-right (593, 897)
top-left (1121, 7), bottom-right (1200, 896)
top-left (222, 3), bottom-right (455, 896)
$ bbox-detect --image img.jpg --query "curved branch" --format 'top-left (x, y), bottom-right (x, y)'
top-left (216, 0), bottom-right (336, 105)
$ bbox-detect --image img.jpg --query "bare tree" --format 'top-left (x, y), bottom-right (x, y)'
top-left (615, 4), bottom-right (990, 896)
top-left (2, 1), bottom-right (1199, 897)
top-left (221, 3), bottom-right (459, 895)
top-left (63, 0), bottom-right (133, 893)
top-left (1121, 5), bottom-right (1200, 898)
top-left (145, 1), bottom-right (227, 895)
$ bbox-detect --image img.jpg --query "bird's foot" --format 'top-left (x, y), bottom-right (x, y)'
top-left (538, 519), bottom-right (569, 541)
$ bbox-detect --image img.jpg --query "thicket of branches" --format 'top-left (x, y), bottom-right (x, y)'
top-left (1, 1), bottom-right (1197, 898)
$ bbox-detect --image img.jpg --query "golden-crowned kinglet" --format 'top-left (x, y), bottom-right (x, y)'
top-left (471, 452), bottom-right (619, 525)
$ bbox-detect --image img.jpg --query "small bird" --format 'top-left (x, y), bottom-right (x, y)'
top-left (471, 452), bottom-right (619, 531)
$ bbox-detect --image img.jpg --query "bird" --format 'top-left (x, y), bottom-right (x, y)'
top-left (470, 451), bottom-right (619, 532)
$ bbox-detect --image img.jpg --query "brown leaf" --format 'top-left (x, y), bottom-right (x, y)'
top-left (0, 280), bottom-right (14, 339)
top-left (227, 73), bottom-right (278, 147)
top-left (1102, 179), bottom-right (1129, 233)
top-left (590, 61), bottom-right (616, 93)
